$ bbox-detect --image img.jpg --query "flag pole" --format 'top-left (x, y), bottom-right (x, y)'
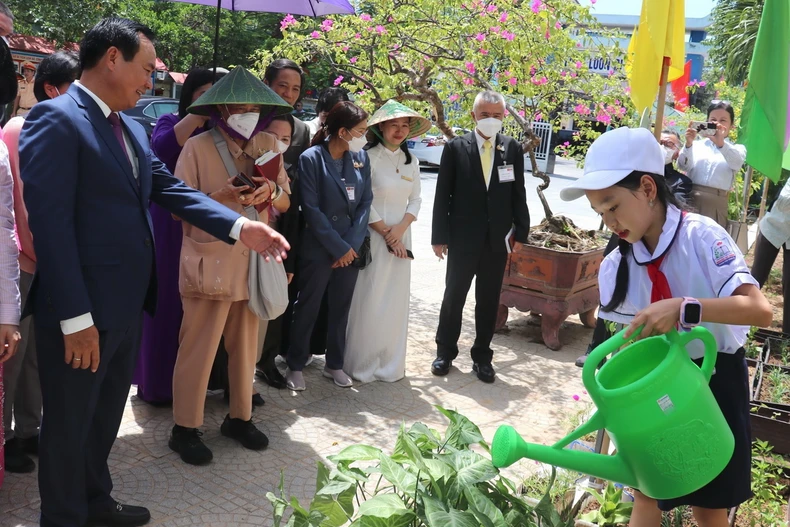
top-left (759, 179), bottom-right (770, 220)
top-left (740, 166), bottom-right (754, 222)
top-left (654, 57), bottom-right (671, 140)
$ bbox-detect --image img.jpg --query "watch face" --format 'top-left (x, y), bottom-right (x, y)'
top-left (683, 303), bottom-right (702, 325)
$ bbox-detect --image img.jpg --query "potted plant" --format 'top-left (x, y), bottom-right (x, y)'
top-left (576, 482), bottom-right (633, 527)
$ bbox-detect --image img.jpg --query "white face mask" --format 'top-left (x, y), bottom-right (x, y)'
top-left (476, 117), bottom-right (503, 138)
top-left (275, 139), bottom-right (289, 153)
top-left (343, 130), bottom-right (368, 153)
top-left (662, 145), bottom-right (676, 165)
top-left (226, 111), bottom-right (260, 139)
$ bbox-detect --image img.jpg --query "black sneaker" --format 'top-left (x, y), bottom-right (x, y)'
top-left (4, 437), bottom-right (35, 473)
top-left (220, 414), bottom-right (269, 451)
top-left (18, 435), bottom-right (39, 456)
top-left (168, 425), bottom-right (213, 465)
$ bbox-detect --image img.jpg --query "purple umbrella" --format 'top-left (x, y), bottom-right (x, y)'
top-left (170, 0), bottom-right (355, 71)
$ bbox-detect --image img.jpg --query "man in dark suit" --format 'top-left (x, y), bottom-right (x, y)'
top-left (19, 18), bottom-right (288, 527)
top-left (431, 90), bottom-right (530, 383)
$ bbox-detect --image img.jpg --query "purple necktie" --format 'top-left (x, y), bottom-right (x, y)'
top-left (107, 112), bottom-right (130, 164)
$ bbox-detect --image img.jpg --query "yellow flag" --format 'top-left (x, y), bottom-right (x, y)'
top-left (626, 0), bottom-right (686, 114)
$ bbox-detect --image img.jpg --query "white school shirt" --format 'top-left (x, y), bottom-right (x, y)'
top-left (597, 205), bottom-right (758, 359)
top-left (759, 177), bottom-right (790, 250)
top-left (676, 138), bottom-right (746, 191)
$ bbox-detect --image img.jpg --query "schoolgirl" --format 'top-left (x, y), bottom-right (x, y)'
top-left (560, 127), bottom-right (772, 527)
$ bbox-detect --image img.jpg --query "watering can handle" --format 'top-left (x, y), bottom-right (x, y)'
top-left (582, 325), bottom-right (645, 399)
top-left (675, 326), bottom-right (719, 382)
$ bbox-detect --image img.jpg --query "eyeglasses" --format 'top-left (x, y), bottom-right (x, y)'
top-left (709, 99), bottom-right (730, 106)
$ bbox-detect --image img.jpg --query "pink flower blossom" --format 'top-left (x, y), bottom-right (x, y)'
top-left (342, 46), bottom-right (349, 51)
top-left (388, 16), bottom-right (394, 22)
top-left (535, 112), bottom-right (543, 120)
top-left (504, 109), bottom-right (510, 116)
top-left (591, 0), bottom-right (596, 4)
top-left (518, 110), bottom-right (526, 117)
top-left (463, 77), bottom-right (475, 85)
top-left (531, 0), bottom-right (543, 14)
top-left (508, 77), bottom-right (517, 86)
top-left (563, 141), bottom-right (570, 147)
top-left (555, 21), bottom-right (562, 29)
top-left (572, 394), bottom-right (580, 401)
top-left (449, 94), bottom-right (460, 102)
top-left (560, 71), bottom-right (567, 77)
top-left (465, 62), bottom-right (476, 74)
top-left (501, 30), bottom-right (515, 41)
top-left (359, 13), bottom-right (372, 21)
top-left (479, 48), bottom-right (489, 55)
top-left (699, 81), bottom-right (707, 87)
top-left (350, 57), bottom-right (358, 63)
top-left (333, 75), bottom-right (344, 86)
top-left (529, 65), bottom-right (536, 76)
top-left (596, 113), bottom-right (612, 125)
top-left (320, 19), bottom-right (334, 31)
top-left (354, 33), bottom-right (361, 39)
top-left (576, 42), bottom-right (582, 48)
top-left (310, 31), bottom-right (321, 39)
top-left (571, 71), bottom-right (578, 78)
top-left (475, 33), bottom-right (486, 42)
top-left (575, 61), bottom-right (583, 69)
top-left (499, 11), bottom-right (508, 22)
top-left (574, 103), bottom-right (591, 115)
top-left (375, 25), bottom-right (386, 34)
top-left (489, 25), bottom-right (501, 34)
top-left (545, 29), bottom-right (550, 39)
top-left (280, 14), bottom-right (297, 31)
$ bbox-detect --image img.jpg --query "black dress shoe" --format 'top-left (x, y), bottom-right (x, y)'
top-left (473, 362), bottom-right (496, 383)
top-left (220, 414), bottom-right (269, 450)
top-left (18, 435), bottom-right (39, 456)
top-left (4, 437), bottom-right (35, 473)
top-left (255, 366), bottom-right (287, 389)
top-left (251, 393), bottom-right (265, 407)
top-left (87, 501), bottom-right (150, 527)
top-left (431, 357), bottom-right (452, 376)
top-left (169, 425), bottom-right (213, 465)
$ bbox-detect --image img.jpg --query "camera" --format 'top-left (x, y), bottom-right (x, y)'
top-left (690, 120), bottom-right (717, 138)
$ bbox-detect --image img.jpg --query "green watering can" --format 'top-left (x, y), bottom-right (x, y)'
top-left (491, 326), bottom-right (735, 500)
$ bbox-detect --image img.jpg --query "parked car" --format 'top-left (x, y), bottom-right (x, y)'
top-left (122, 96), bottom-right (179, 137)
top-left (407, 126), bottom-right (470, 167)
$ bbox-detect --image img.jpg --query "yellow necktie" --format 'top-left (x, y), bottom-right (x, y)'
top-left (481, 140), bottom-right (492, 186)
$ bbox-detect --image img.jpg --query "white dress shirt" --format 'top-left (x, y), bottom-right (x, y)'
top-left (760, 177), bottom-right (790, 249)
top-left (0, 141), bottom-right (20, 326)
top-left (676, 138), bottom-right (746, 191)
top-left (62, 83), bottom-right (246, 335)
top-left (475, 129), bottom-right (496, 190)
top-left (598, 205), bottom-right (758, 358)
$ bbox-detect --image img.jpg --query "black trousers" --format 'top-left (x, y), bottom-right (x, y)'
top-left (286, 257), bottom-right (359, 372)
top-left (36, 317), bottom-right (143, 527)
top-left (435, 244), bottom-right (508, 364)
top-left (750, 232), bottom-right (790, 333)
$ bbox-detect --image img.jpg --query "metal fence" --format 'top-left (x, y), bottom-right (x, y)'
top-left (502, 120), bottom-right (553, 173)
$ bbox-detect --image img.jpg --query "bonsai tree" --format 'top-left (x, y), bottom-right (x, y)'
top-left (259, 0), bottom-right (631, 224)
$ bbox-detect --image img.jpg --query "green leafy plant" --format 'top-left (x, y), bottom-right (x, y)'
top-left (266, 406), bottom-right (577, 527)
top-left (735, 440), bottom-right (787, 526)
top-left (659, 505), bottom-right (689, 527)
top-left (764, 367), bottom-right (790, 404)
top-left (578, 482), bottom-right (633, 526)
top-left (744, 327), bottom-right (764, 360)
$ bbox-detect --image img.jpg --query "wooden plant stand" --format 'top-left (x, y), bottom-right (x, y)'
top-left (496, 243), bottom-right (606, 350)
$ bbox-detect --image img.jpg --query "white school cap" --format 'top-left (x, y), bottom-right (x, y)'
top-left (559, 127), bottom-right (665, 202)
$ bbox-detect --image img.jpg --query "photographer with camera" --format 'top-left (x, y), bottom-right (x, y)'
top-left (677, 101), bottom-right (746, 227)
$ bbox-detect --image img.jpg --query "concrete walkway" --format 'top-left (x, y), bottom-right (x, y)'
top-left (1, 163), bottom-right (595, 527)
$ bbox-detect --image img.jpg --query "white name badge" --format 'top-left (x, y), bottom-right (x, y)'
top-left (498, 164), bottom-right (515, 183)
top-left (346, 185), bottom-right (356, 201)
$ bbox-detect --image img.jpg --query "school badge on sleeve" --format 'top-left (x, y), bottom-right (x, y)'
top-left (711, 239), bottom-right (736, 267)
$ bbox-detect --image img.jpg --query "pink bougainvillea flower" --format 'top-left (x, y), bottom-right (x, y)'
top-left (388, 16), bottom-right (394, 22)
top-left (333, 75), bottom-right (344, 86)
top-left (350, 57), bottom-right (358, 63)
top-left (479, 48), bottom-right (489, 55)
top-left (596, 113), bottom-right (612, 125)
top-left (563, 141), bottom-right (570, 146)
top-left (310, 31), bottom-right (321, 38)
top-left (555, 21), bottom-right (562, 29)
top-left (465, 61), bottom-right (476, 74)
top-left (342, 45), bottom-right (349, 51)
top-left (359, 13), bottom-right (372, 21)
top-left (280, 14), bottom-right (296, 31)
top-left (449, 94), bottom-right (460, 102)
top-left (571, 71), bottom-right (578, 78)
top-left (500, 11), bottom-right (508, 22)
top-left (502, 30), bottom-right (515, 41)
top-left (475, 33), bottom-right (486, 41)
top-left (354, 33), bottom-right (362, 39)
top-left (375, 25), bottom-right (386, 34)
top-left (699, 81), bottom-right (707, 87)
top-left (508, 77), bottom-right (517, 86)
top-left (489, 25), bottom-right (501, 34)
top-left (575, 60), bottom-right (583, 69)
top-left (572, 394), bottom-right (580, 401)
top-left (531, 0), bottom-right (542, 13)
top-left (535, 112), bottom-right (543, 120)
top-left (574, 103), bottom-right (590, 115)
top-left (576, 42), bottom-right (582, 48)
top-left (463, 77), bottom-right (475, 85)
top-left (529, 65), bottom-right (536, 76)
top-left (487, 4), bottom-right (498, 13)
top-left (545, 29), bottom-right (550, 39)
top-left (518, 110), bottom-right (526, 117)
top-left (560, 70), bottom-right (567, 77)
top-left (320, 19), bottom-right (334, 31)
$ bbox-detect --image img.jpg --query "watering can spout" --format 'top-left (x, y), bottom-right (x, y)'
top-left (491, 425), bottom-right (636, 489)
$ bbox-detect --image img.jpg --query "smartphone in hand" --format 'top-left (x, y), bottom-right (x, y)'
top-left (232, 172), bottom-right (260, 192)
top-left (387, 245), bottom-right (415, 259)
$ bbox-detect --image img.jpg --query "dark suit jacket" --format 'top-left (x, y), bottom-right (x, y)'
top-left (431, 131), bottom-right (530, 252)
top-left (279, 118), bottom-right (311, 274)
top-left (297, 144), bottom-right (373, 262)
top-left (19, 84), bottom-right (240, 330)
top-left (283, 118), bottom-right (310, 170)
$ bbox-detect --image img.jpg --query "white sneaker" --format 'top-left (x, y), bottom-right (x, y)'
top-left (286, 369), bottom-right (306, 391)
top-left (323, 368), bottom-right (353, 388)
top-left (305, 355), bottom-right (315, 367)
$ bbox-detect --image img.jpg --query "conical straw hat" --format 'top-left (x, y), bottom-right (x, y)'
top-left (188, 66), bottom-right (293, 117)
top-left (368, 99), bottom-right (432, 138)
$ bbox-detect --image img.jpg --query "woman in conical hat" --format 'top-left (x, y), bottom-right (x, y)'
top-left (168, 66), bottom-right (292, 466)
top-left (344, 100), bottom-right (430, 383)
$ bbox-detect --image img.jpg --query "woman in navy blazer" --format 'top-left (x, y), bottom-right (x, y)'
top-left (286, 102), bottom-right (372, 391)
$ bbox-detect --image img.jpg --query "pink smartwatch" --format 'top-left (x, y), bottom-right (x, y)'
top-left (679, 297), bottom-right (702, 329)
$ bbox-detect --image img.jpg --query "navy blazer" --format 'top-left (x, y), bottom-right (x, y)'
top-left (297, 144), bottom-right (373, 262)
top-left (19, 85), bottom-right (240, 330)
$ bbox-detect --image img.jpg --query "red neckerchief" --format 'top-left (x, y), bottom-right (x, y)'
top-left (646, 211), bottom-right (686, 304)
